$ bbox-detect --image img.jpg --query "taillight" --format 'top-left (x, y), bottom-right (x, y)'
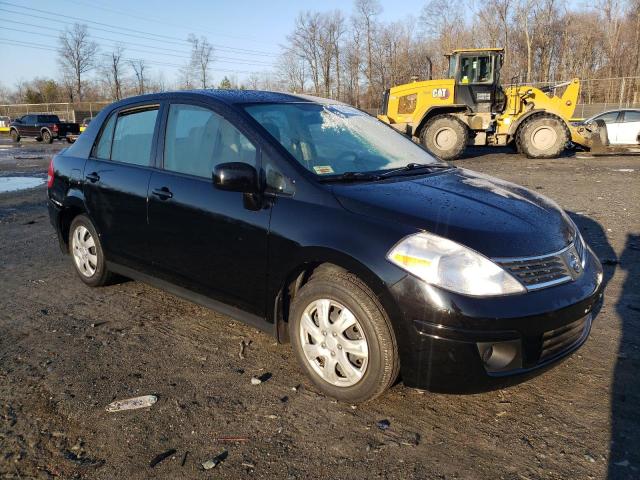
top-left (47, 157), bottom-right (54, 188)
top-left (52, 124), bottom-right (59, 132)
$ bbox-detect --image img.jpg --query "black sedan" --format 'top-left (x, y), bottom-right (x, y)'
top-left (47, 90), bottom-right (603, 402)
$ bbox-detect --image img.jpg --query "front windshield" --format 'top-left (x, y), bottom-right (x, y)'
top-left (244, 103), bottom-right (438, 176)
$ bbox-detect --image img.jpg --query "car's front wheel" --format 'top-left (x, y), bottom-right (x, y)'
top-left (289, 270), bottom-right (399, 403)
top-left (69, 215), bottom-right (114, 287)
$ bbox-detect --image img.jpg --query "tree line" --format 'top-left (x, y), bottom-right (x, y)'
top-left (279, 0), bottom-right (640, 108)
top-left (1, 0), bottom-right (638, 108)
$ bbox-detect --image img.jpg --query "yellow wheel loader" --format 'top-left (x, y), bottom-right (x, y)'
top-left (377, 48), bottom-right (600, 160)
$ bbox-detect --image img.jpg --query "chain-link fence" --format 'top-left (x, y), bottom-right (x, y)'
top-left (0, 101), bottom-right (111, 122)
top-left (1, 77), bottom-right (638, 122)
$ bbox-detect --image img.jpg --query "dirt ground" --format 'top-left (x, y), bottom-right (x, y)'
top-left (0, 136), bottom-right (638, 480)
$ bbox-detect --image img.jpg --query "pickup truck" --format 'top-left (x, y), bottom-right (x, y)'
top-left (9, 114), bottom-right (80, 144)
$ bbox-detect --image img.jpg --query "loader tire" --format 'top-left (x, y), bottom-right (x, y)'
top-left (517, 114), bottom-right (569, 159)
top-left (420, 114), bottom-right (468, 160)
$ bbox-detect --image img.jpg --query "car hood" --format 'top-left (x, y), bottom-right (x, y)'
top-left (331, 167), bottom-right (576, 258)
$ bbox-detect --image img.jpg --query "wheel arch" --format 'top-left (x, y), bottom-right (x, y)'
top-left (272, 249), bottom-right (398, 344)
top-left (414, 105), bottom-right (469, 137)
top-left (58, 194), bottom-right (90, 249)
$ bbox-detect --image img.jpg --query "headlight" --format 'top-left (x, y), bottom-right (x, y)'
top-left (387, 232), bottom-right (526, 297)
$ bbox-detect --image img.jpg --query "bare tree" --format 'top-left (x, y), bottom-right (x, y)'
top-left (130, 58), bottom-right (148, 95)
top-left (58, 23), bottom-right (98, 101)
top-left (288, 12), bottom-right (323, 95)
top-left (102, 46), bottom-right (125, 100)
top-left (354, 0), bottom-right (381, 107)
top-left (278, 50), bottom-right (306, 92)
top-left (188, 35), bottom-right (215, 88)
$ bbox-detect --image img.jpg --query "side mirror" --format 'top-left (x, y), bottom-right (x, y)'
top-left (213, 162), bottom-right (258, 193)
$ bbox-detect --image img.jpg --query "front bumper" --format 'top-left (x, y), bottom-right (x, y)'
top-left (388, 245), bottom-right (604, 392)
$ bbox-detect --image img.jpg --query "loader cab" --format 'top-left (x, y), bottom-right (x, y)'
top-left (446, 48), bottom-right (505, 113)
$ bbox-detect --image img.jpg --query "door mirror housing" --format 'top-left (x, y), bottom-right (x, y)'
top-left (213, 162), bottom-right (258, 193)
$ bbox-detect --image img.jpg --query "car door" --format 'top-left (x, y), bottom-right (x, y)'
top-left (618, 110), bottom-right (640, 144)
top-left (21, 115), bottom-right (36, 136)
top-left (147, 101), bottom-right (270, 317)
top-left (593, 111), bottom-right (623, 144)
top-left (83, 103), bottom-right (162, 270)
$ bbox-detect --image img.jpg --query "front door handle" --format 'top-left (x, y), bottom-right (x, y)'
top-left (86, 172), bottom-right (100, 182)
top-left (151, 187), bottom-right (173, 200)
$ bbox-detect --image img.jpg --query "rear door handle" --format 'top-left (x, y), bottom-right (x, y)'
top-left (86, 172), bottom-right (100, 182)
top-left (151, 187), bottom-right (173, 200)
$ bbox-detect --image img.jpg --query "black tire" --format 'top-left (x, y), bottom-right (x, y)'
top-left (42, 130), bottom-right (53, 144)
top-left (419, 114), bottom-right (468, 160)
top-left (36, 137), bottom-right (43, 142)
top-left (68, 214), bottom-right (114, 287)
top-left (517, 114), bottom-right (569, 159)
top-left (10, 129), bottom-right (20, 143)
top-left (289, 270), bottom-right (399, 403)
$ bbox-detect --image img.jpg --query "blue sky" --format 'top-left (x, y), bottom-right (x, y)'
top-left (0, 0), bottom-right (427, 89)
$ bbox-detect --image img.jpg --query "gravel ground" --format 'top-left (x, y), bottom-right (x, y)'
top-left (0, 137), bottom-right (638, 479)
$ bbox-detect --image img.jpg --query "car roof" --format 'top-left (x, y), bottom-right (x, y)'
top-left (112, 89), bottom-right (346, 108)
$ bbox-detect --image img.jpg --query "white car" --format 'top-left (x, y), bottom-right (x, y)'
top-left (583, 109), bottom-right (640, 145)
top-left (0, 116), bottom-right (11, 128)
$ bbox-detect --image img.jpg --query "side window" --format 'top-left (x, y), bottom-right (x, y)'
top-left (595, 112), bottom-right (619, 124)
top-left (111, 107), bottom-right (159, 166)
top-left (94, 113), bottom-right (117, 159)
top-left (164, 104), bottom-right (256, 178)
top-left (623, 111), bottom-right (640, 123)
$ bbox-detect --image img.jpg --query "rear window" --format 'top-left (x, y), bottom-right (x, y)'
top-left (37, 115), bottom-right (60, 123)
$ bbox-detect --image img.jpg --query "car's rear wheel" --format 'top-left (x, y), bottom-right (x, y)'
top-left (289, 270), bottom-right (399, 403)
top-left (69, 215), bottom-right (114, 287)
top-left (10, 129), bottom-right (20, 143)
top-left (42, 130), bottom-right (53, 144)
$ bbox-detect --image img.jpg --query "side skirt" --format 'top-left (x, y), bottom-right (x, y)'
top-left (107, 261), bottom-right (275, 336)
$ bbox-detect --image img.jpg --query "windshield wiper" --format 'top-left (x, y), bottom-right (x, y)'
top-left (317, 171), bottom-right (382, 183)
top-left (378, 162), bottom-right (452, 179)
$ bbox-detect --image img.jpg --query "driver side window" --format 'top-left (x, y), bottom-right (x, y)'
top-left (163, 104), bottom-right (256, 178)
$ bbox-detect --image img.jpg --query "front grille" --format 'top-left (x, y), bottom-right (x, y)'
top-left (497, 253), bottom-right (572, 289)
top-left (495, 241), bottom-right (584, 291)
top-left (540, 315), bottom-right (590, 361)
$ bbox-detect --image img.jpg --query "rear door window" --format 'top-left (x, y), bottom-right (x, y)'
top-left (163, 103), bottom-right (256, 178)
top-left (110, 107), bottom-right (159, 166)
top-left (622, 111), bottom-right (640, 123)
